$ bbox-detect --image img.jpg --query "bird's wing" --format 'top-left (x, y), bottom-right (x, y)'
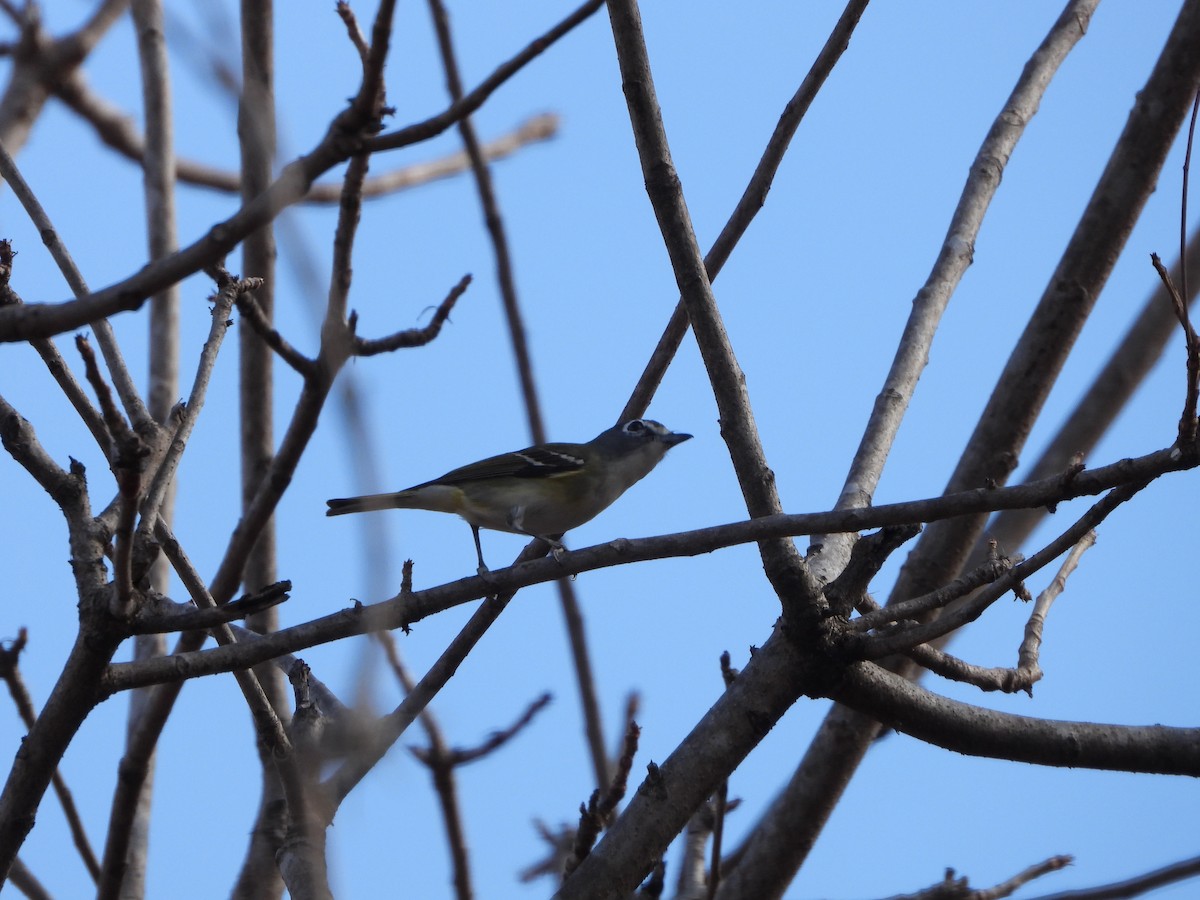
top-left (423, 443), bottom-right (586, 486)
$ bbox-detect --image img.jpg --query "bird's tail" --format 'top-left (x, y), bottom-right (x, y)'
top-left (326, 491), bottom-right (416, 516)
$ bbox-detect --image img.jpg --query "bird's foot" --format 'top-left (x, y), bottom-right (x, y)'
top-left (476, 563), bottom-right (501, 595)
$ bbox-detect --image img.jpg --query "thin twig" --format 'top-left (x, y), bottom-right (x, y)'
top-left (412, 693), bottom-right (553, 767)
top-left (880, 855), bottom-right (1072, 900)
top-left (235, 290), bottom-right (314, 375)
top-left (0, 240), bottom-right (110, 454)
top-left (1180, 89), bottom-right (1198, 305)
top-left (1026, 853), bottom-right (1200, 900)
top-left (75, 335), bottom-right (146, 619)
top-left (864, 533), bottom-right (1095, 694)
top-left (854, 487), bottom-right (1135, 660)
top-left (850, 546), bottom-right (1014, 632)
top-left (137, 274), bottom-right (248, 535)
top-left (1150, 252), bottom-right (1199, 444)
top-left (351, 274), bottom-right (470, 356)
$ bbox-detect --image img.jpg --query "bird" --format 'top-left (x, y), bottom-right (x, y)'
top-left (326, 418), bottom-right (692, 574)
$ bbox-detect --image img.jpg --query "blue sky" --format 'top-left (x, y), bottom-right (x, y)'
top-left (2, 1), bottom-right (1198, 897)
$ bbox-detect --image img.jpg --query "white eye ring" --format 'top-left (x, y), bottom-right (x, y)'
top-left (624, 419), bottom-right (647, 435)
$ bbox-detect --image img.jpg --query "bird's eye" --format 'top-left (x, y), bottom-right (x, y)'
top-left (624, 419), bottom-right (647, 435)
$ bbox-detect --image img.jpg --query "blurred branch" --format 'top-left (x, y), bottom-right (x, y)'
top-left (125, 0), bottom-right (180, 886)
top-left (0, 0), bottom-right (128, 153)
top-left (0, 0), bottom-right (603, 342)
top-left (565, 722), bottom-right (639, 878)
top-left (318, 538), bottom-right (556, 817)
top-left (7, 857), bottom-right (53, 900)
top-left (425, 0), bottom-right (612, 795)
top-left (410, 693), bottom-right (553, 768)
top-left (54, 65), bottom-right (559, 199)
top-left (376, 615), bottom-right (475, 900)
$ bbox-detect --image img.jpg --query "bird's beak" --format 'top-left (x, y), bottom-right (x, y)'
top-left (662, 432), bottom-right (692, 447)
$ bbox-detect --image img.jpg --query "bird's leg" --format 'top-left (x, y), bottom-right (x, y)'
top-left (470, 524), bottom-right (496, 583)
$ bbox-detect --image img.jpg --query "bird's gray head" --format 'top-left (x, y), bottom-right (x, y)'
top-left (581, 418), bottom-right (691, 510)
top-left (593, 418), bottom-right (692, 459)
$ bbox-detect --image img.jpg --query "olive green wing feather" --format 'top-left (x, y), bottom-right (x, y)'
top-left (423, 443), bottom-right (586, 486)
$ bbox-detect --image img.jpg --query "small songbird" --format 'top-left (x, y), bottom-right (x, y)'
top-left (326, 418), bottom-right (692, 574)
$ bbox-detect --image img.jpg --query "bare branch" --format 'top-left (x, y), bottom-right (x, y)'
top-left (131, 581), bottom-right (292, 634)
top-left (851, 487), bottom-right (1130, 660)
top-left (879, 855), bottom-right (1072, 900)
top-left (620, 0), bottom-right (871, 424)
top-left (136, 273), bottom-right (248, 534)
top-left (350, 273), bottom-right (470, 356)
top-left (850, 544), bottom-right (1014, 633)
top-left (0, 239), bottom-right (110, 454)
top-left (833, 661), bottom-right (1200, 775)
top-left (235, 290), bottom-right (314, 375)
top-left (723, 4), bottom-right (1200, 894)
top-left (0, 630), bottom-right (101, 881)
top-left (817, 0), bottom-right (1100, 574)
top-left (1027, 853), bottom-right (1200, 900)
top-left (103, 439), bottom-right (1199, 693)
top-left (375, 608), bottom-right (475, 900)
top-left (410, 693), bottom-right (553, 768)
top-left (75, 334), bottom-right (147, 619)
top-left (606, 0), bottom-right (817, 613)
top-left (884, 533), bottom-right (1095, 694)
